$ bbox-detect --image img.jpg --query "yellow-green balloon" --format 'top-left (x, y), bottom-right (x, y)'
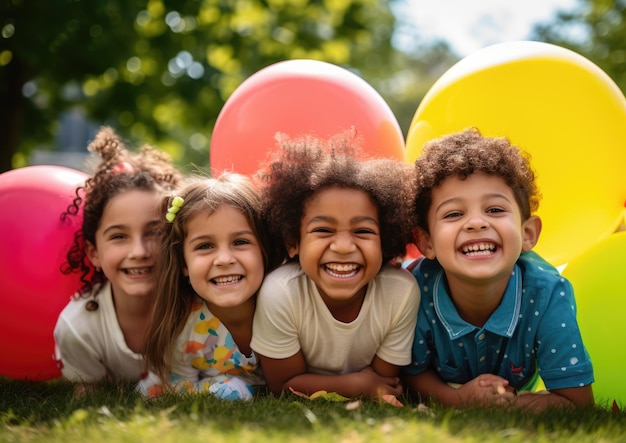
top-left (561, 229), bottom-right (626, 409)
top-left (406, 41), bottom-right (626, 267)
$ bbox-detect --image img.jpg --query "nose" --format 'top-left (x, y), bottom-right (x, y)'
top-left (129, 237), bottom-right (151, 259)
top-left (464, 213), bottom-right (489, 231)
top-left (214, 247), bottom-right (236, 266)
top-left (330, 230), bottom-right (357, 254)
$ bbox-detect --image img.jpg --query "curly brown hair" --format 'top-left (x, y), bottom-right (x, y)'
top-left (61, 126), bottom-right (182, 295)
top-left (414, 127), bottom-right (541, 232)
top-left (256, 133), bottom-right (417, 264)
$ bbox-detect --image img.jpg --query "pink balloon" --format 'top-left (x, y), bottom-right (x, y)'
top-left (0, 165), bottom-right (87, 380)
top-left (210, 59), bottom-right (405, 176)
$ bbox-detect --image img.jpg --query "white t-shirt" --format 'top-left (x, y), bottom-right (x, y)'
top-left (251, 263), bottom-right (420, 375)
top-left (53, 282), bottom-right (144, 383)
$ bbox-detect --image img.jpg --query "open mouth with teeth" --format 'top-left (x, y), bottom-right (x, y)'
top-left (124, 267), bottom-right (153, 275)
top-left (324, 263), bottom-right (360, 278)
top-left (211, 275), bottom-right (243, 286)
top-left (461, 242), bottom-right (497, 257)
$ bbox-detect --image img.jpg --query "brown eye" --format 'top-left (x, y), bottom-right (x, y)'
top-left (311, 227), bottom-right (332, 233)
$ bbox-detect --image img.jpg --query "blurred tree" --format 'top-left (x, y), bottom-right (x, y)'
top-left (0, 0), bottom-right (452, 172)
top-left (1, 0), bottom-right (147, 171)
top-left (532, 0), bottom-right (626, 94)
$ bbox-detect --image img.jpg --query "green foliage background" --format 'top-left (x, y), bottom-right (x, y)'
top-left (0, 0), bottom-right (455, 172)
top-left (1, 0), bottom-right (624, 172)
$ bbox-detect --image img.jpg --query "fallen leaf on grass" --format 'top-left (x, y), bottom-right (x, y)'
top-left (380, 394), bottom-right (403, 407)
top-left (289, 387), bottom-right (349, 402)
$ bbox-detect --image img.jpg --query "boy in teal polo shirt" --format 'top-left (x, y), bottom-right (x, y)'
top-left (404, 128), bottom-right (594, 411)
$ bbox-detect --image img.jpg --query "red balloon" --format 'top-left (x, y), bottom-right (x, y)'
top-left (210, 59), bottom-right (405, 176)
top-left (0, 165), bottom-right (87, 380)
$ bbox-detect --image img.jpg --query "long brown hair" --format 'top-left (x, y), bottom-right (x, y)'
top-left (143, 173), bottom-right (281, 384)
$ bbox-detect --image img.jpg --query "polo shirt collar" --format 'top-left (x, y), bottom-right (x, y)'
top-left (433, 264), bottom-right (522, 339)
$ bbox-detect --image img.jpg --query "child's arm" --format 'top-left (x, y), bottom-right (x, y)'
top-left (405, 368), bottom-right (463, 407)
top-left (507, 385), bottom-right (594, 411)
top-left (409, 368), bottom-right (593, 410)
top-left (258, 351), bottom-right (403, 401)
top-left (54, 316), bottom-right (108, 392)
top-left (371, 354), bottom-right (400, 378)
top-left (54, 337), bottom-right (106, 399)
top-left (406, 367), bottom-right (515, 408)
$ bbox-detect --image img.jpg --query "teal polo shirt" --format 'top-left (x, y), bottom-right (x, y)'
top-left (404, 252), bottom-right (594, 391)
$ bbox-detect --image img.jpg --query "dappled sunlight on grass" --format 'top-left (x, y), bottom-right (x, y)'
top-left (1, 378), bottom-right (625, 442)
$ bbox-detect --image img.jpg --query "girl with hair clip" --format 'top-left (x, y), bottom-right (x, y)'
top-left (53, 126), bottom-right (182, 398)
top-left (251, 134), bottom-right (421, 406)
top-left (138, 173), bottom-right (281, 400)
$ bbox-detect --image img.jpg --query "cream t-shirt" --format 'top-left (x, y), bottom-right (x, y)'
top-left (251, 263), bottom-right (420, 374)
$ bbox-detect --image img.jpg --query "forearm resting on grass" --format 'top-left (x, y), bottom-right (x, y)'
top-left (258, 353), bottom-right (403, 401)
top-left (407, 368), bottom-right (595, 411)
top-left (510, 385), bottom-right (595, 411)
top-left (405, 368), bottom-right (516, 408)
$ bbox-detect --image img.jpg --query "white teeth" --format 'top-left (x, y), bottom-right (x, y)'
top-left (325, 263), bottom-right (358, 272)
top-left (125, 267), bottom-right (151, 275)
top-left (325, 263), bottom-right (359, 278)
top-left (461, 242), bottom-right (496, 256)
top-left (213, 275), bottom-right (242, 285)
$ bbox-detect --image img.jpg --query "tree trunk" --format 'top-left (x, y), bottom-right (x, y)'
top-left (0, 57), bottom-right (27, 173)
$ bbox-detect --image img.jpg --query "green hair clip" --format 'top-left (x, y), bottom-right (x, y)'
top-left (165, 196), bottom-right (185, 223)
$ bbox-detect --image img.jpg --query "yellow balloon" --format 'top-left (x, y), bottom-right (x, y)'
top-left (561, 230), bottom-right (626, 409)
top-left (406, 41), bottom-right (626, 266)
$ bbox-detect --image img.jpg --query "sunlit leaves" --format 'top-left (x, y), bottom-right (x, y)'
top-left (532, 0), bottom-right (626, 93)
top-left (2, 0), bottom-right (450, 171)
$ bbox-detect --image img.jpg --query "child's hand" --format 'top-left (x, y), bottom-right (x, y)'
top-left (357, 366), bottom-right (404, 405)
top-left (73, 382), bottom-right (98, 399)
top-left (457, 374), bottom-right (516, 407)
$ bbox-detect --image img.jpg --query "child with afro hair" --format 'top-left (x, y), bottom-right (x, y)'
top-left (251, 133), bottom-right (421, 405)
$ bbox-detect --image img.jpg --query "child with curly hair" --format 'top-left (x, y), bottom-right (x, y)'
top-left (138, 173), bottom-right (282, 400)
top-left (53, 127), bottom-right (182, 397)
top-left (251, 134), bottom-right (421, 405)
top-left (404, 127), bottom-right (594, 411)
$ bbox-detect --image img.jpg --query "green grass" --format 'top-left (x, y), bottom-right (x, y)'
top-left (1, 378), bottom-right (625, 442)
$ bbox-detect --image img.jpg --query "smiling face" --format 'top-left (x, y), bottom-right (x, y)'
top-left (288, 186), bottom-right (383, 305)
top-left (418, 172), bottom-right (540, 287)
top-left (182, 205), bottom-right (265, 311)
top-left (86, 189), bottom-right (161, 301)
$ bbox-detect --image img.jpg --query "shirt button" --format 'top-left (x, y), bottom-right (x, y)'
top-left (478, 333), bottom-right (485, 340)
